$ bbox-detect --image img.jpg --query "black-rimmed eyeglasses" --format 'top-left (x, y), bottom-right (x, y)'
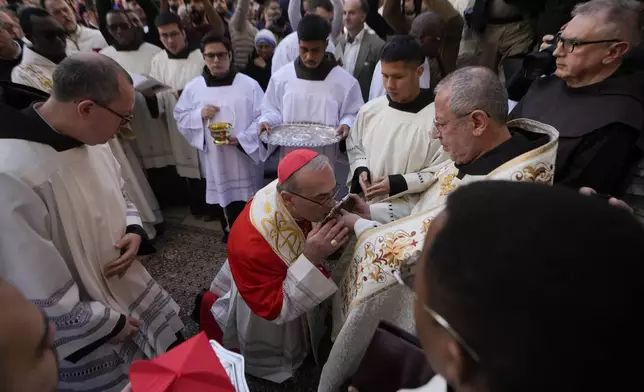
top-left (289, 183), bottom-right (340, 206)
top-left (394, 270), bottom-right (481, 362)
top-left (554, 33), bottom-right (622, 54)
top-left (75, 100), bottom-right (134, 127)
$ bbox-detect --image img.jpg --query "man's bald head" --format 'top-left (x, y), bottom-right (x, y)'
top-left (0, 279), bottom-right (58, 392)
top-left (410, 11), bottom-right (445, 40)
top-left (51, 52), bottom-right (133, 105)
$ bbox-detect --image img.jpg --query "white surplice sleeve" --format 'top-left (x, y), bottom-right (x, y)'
top-left (271, 38), bottom-right (292, 75)
top-left (124, 188), bottom-right (143, 227)
top-left (287, 0), bottom-right (301, 31)
top-left (346, 106), bottom-right (369, 184)
top-left (259, 76), bottom-right (284, 126)
top-left (258, 76), bottom-right (283, 161)
top-left (149, 53), bottom-right (161, 82)
top-left (0, 173), bottom-right (124, 363)
top-left (330, 0), bottom-right (343, 43)
top-left (368, 61), bottom-right (384, 101)
top-left (398, 147), bottom-right (450, 195)
top-left (353, 218), bottom-right (382, 238)
top-left (339, 78), bottom-right (364, 128)
top-left (173, 81), bottom-right (206, 151)
top-left (237, 80), bottom-right (265, 165)
top-left (273, 254), bottom-right (338, 324)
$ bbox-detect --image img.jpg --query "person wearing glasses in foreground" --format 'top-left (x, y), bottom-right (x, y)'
top-left (11, 7), bottom-right (67, 92)
top-left (406, 180), bottom-right (644, 392)
top-left (318, 65), bottom-right (559, 392)
top-left (0, 53), bottom-right (184, 392)
top-left (201, 149), bottom-right (349, 383)
top-left (510, 0), bottom-right (644, 199)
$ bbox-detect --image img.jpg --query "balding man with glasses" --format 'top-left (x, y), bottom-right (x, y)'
top-left (200, 149), bottom-right (349, 383)
top-left (0, 53), bottom-right (184, 392)
top-left (510, 0), bottom-right (644, 202)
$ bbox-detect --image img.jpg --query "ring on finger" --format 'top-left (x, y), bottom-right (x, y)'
top-left (331, 239), bottom-right (338, 247)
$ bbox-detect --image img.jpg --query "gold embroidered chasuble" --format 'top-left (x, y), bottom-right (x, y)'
top-left (249, 180), bottom-right (307, 266)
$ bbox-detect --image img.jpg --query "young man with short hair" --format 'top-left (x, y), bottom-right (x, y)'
top-left (347, 35), bottom-right (448, 223)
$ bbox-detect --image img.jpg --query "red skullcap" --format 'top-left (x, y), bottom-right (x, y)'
top-left (277, 149), bottom-right (319, 184)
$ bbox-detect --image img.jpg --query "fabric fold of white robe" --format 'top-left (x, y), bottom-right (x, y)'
top-left (99, 43), bottom-right (162, 76)
top-left (108, 136), bottom-right (163, 239)
top-left (0, 140), bottom-right (183, 392)
top-left (157, 89), bottom-right (202, 179)
top-left (173, 73), bottom-right (264, 207)
top-left (128, 90), bottom-right (176, 170)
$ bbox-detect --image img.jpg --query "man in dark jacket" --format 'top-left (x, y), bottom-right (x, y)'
top-left (510, 0), bottom-right (644, 197)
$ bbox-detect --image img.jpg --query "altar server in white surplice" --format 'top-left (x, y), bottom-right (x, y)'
top-left (347, 36), bottom-right (449, 224)
top-left (100, 10), bottom-right (162, 76)
top-left (150, 12), bottom-right (205, 93)
top-left (0, 54), bottom-right (183, 392)
top-left (150, 12), bottom-right (216, 222)
top-left (174, 34), bottom-right (264, 237)
top-left (367, 12), bottom-right (447, 101)
top-left (259, 14), bottom-right (364, 173)
top-left (271, 0), bottom-right (338, 75)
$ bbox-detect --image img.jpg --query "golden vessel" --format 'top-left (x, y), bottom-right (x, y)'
top-left (118, 127), bottom-right (137, 140)
top-left (208, 122), bottom-right (233, 145)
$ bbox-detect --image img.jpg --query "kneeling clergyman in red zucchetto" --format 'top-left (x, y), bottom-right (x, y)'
top-left (199, 149), bottom-right (351, 383)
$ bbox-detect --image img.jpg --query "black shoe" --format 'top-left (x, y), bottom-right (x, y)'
top-left (191, 289), bottom-right (207, 324)
top-left (222, 232), bottom-right (229, 244)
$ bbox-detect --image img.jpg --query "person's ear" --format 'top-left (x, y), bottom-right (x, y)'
top-left (415, 63), bottom-right (424, 79)
top-left (604, 41), bottom-right (630, 64)
top-left (280, 191), bottom-right (294, 207)
top-left (442, 339), bottom-right (469, 387)
top-left (470, 110), bottom-right (488, 137)
top-left (76, 100), bottom-right (95, 119)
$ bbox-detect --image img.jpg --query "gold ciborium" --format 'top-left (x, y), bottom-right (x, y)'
top-left (208, 121), bottom-right (233, 145)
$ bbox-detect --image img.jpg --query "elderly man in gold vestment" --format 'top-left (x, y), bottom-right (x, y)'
top-left (317, 66), bottom-right (560, 392)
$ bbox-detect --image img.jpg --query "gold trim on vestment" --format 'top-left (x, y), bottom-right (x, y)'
top-left (249, 180), bottom-right (305, 266)
top-left (340, 119), bottom-right (559, 318)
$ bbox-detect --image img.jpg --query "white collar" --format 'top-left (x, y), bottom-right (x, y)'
top-left (346, 27), bottom-right (366, 44)
top-left (68, 24), bottom-right (82, 39)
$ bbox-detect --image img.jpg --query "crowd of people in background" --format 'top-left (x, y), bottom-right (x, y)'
top-left (1, 0), bottom-right (643, 391)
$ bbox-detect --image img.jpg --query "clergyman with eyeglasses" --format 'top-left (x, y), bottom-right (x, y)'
top-left (0, 53), bottom-right (185, 392)
top-left (510, 0), bottom-right (644, 201)
top-left (318, 65), bottom-right (559, 392)
top-left (199, 149), bottom-right (350, 383)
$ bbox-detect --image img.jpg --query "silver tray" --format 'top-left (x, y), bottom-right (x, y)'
top-left (260, 122), bottom-right (341, 147)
